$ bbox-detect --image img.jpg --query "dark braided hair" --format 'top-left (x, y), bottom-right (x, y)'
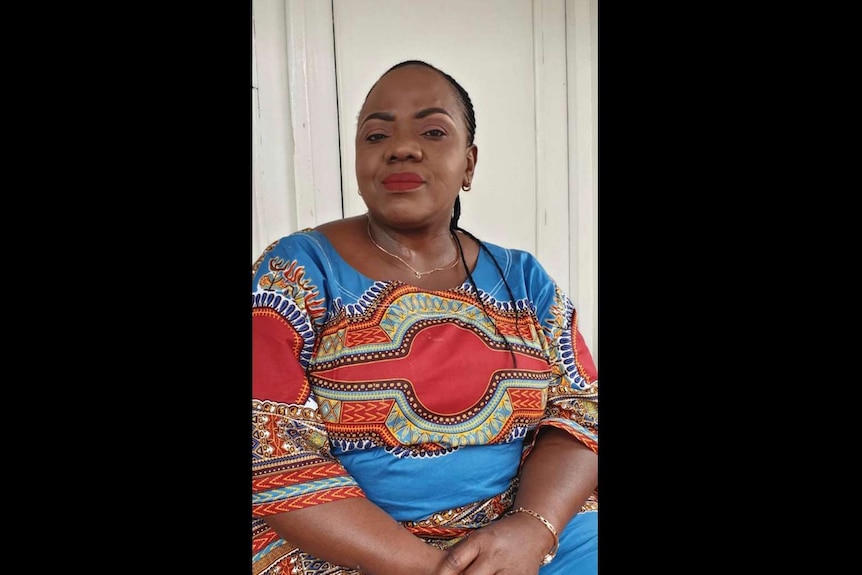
top-left (372, 60), bottom-right (525, 365)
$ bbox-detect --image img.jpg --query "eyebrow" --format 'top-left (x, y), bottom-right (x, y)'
top-left (358, 107), bottom-right (454, 128)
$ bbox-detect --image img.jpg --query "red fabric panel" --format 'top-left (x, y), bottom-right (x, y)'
top-left (253, 309), bottom-right (309, 404)
top-left (574, 328), bottom-right (598, 383)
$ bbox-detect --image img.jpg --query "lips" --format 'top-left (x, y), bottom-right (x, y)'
top-left (382, 172), bottom-right (424, 191)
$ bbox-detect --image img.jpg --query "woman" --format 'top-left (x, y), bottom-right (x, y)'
top-left (252, 60), bottom-right (598, 575)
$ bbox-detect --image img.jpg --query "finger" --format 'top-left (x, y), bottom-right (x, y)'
top-left (437, 540), bottom-right (480, 574)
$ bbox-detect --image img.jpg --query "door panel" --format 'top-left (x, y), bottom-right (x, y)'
top-left (333, 0), bottom-right (548, 257)
top-left (251, 0), bottom-right (597, 357)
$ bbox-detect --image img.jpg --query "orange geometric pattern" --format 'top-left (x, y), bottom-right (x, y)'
top-left (251, 233), bottom-right (599, 574)
top-left (339, 400), bottom-right (395, 424)
top-left (507, 388), bottom-right (546, 412)
top-left (252, 462), bottom-right (348, 491)
top-left (343, 326), bottom-right (393, 346)
top-left (253, 486), bottom-right (366, 515)
top-left (251, 529), bottom-right (282, 555)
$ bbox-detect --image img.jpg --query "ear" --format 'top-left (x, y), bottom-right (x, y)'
top-left (463, 144), bottom-right (478, 189)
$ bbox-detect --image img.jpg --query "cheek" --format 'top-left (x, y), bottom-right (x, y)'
top-left (441, 156), bottom-right (468, 181)
top-left (355, 151), bottom-right (375, 180)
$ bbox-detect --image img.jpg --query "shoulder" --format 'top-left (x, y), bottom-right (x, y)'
top-left (479, 240), bottom-right (548, 278)
top-left (313, 216), bottom-right (377, 274)
top-left (251, 227), bottom-right (340, 283)
top-left (253, 227), bottom-right (323, 260)
top-left (315, 216), bottom-right (363, 240)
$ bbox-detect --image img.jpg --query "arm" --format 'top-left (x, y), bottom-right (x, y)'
top-left (253, 395), bottom-right (451, 575)
top-left (500, 300), bottom-right (600, 567)
top-left (253, 241), bottom-right (450, 575)
top-left (437, 429), bottom-right (597, 574)
top-left (253, 397), bottom-right (449, 575)
top-left (263, 500), bottom-right (447, 575)
top-left (438, 279), bottom-right (599, 574)
top-left (274, 431), bottom-right (596, 575)
top-left (506, 427), bottom-right (598, 560)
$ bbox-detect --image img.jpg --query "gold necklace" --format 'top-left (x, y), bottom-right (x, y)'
top-left (366, 218), bottom-right (460, 279)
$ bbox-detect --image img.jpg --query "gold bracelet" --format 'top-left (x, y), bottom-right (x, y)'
top-left (505, 506), bottom-right (560, 565)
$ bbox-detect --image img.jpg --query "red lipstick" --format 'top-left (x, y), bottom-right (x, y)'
top-left (382, 172), bottom-right (424, 191)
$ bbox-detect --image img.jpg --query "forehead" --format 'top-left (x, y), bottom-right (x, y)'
top-left (362, 65), bottom-right (461, 114)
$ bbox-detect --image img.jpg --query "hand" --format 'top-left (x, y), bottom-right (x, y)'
top-left (431, 513), bottom-right (551, 574)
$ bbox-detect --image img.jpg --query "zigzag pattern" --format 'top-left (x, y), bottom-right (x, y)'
top-left (344, 325), bottom-right (392, 346)
top-left (252, 240), bottom-right (600, 572)
top-left (376, 294), bottom-right (494, 347)
top-left (251, 529), bottom-right (282, 555)
top-left (253, 462), bottom-right (347, 491)
top-left (494, 316), bottom-right (537, 339)
top-left (254, 486), bottom-right (365, 514)
top-left (340, 400), bottom-right (394, 423)
top-left (507, 388), bottom-right (546, 411)
top-left (254, 475), bottom-right (359, 504)
top-left (405, 525), bottom-right (470, 538)
top-left (383, 392), bottom-right (514, 448)
top-left (315, 288), bottom-right (545, 364)
top-left (299, 371), bottom-right (555, 454)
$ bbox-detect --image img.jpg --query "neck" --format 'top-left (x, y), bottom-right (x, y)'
top-left (366, 215), bottom-right (455, 251)
top-left (366, 215), bottom-right (461, 279)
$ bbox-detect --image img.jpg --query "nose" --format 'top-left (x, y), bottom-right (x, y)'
top-left (387, 133), bottom-right (422, 162)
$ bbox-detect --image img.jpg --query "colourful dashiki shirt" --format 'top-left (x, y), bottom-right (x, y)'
top-left (252, 228), bottom-right (598, 575)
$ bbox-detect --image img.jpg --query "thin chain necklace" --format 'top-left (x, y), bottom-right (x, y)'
top-left (366, 218), bottom-right (460, 279)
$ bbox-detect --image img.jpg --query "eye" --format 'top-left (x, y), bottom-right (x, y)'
top-left (423, 128), bottom-right (446, 138)
top-left (365, 133), bottom-right (387, 142)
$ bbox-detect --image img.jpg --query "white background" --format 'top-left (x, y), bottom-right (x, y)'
top-left (252, 0), bottom-right (598, 359)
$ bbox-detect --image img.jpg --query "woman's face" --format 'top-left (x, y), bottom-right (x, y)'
top-left (355, 65), bottom-right (477, 229)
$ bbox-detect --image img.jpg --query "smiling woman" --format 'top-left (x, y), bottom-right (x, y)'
top-left (252, 60), bottom-right (598, 575)
top-left (354, 63), bottom-right (477, 245)
top-left (251, 0), bottom-right (598, 361)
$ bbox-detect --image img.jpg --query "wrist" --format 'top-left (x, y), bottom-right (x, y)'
top-left (504, 507), bottom-right (559, 566)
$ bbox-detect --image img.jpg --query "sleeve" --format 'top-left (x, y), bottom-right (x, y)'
top-left (524, 260), bottom-right (598, 456)
top-left (252, 236), bottom-right (367, 519)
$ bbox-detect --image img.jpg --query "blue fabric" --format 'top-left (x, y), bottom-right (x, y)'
top-left (541, 510), bottom-right (598, 575)
top-left (344, 443), bottom-right (522, 521)
top-left (252, 228), bottom-right (599, 573)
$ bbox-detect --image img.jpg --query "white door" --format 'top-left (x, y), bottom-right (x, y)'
top-left (252, 0), bottom-right (597, 357)
top-left (335, 0), bottom-right (567, 267)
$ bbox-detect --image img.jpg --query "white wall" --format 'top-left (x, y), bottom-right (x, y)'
top-left (252, 0), bottom-right (342, 261)
top-left (252, 0), bottom-right (296, 259)
top-left (251, 0), bottom-right (598, 360)
top-left (566, 0), bottom-right (598, 361)
top-left (334, 0), bottom-right (542, 257)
